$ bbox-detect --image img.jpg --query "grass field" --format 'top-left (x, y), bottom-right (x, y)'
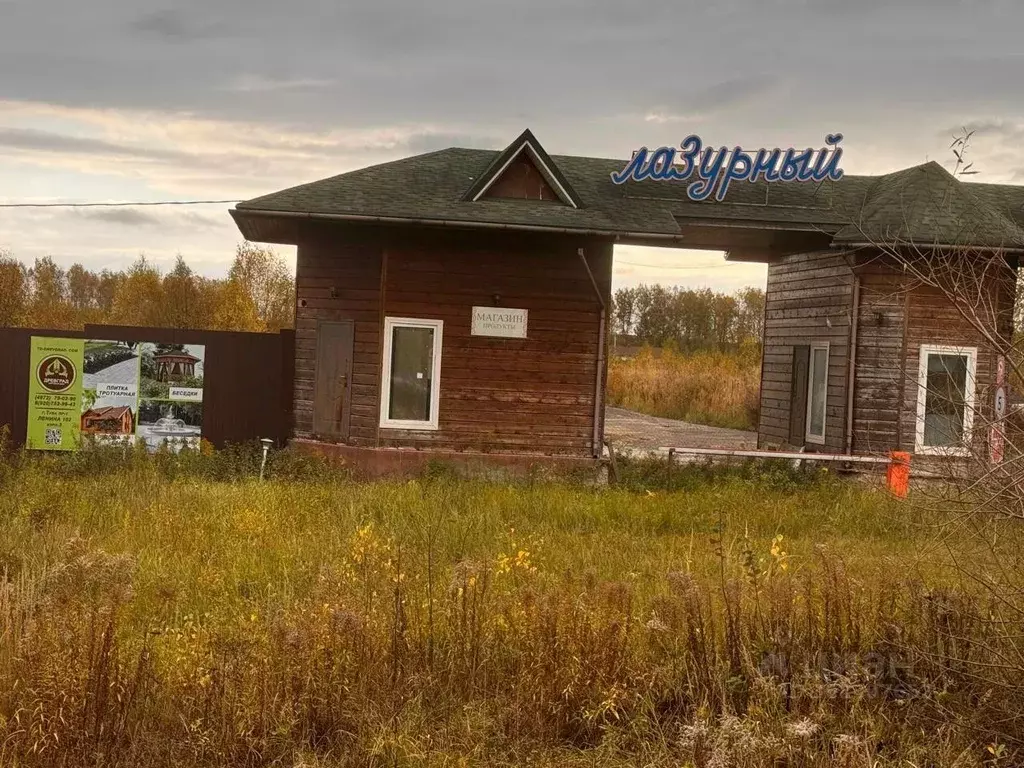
top-left (606, 346), bottom-right (761, 430)
top-left (1, 445), bottom-right (1022, 766)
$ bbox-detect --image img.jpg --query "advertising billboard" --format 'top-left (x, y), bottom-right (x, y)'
top-left (28, 336), bottom-right (205, 452)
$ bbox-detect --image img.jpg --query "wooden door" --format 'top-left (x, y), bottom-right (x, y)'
top-left (313, 320), bottom-right (354, 440)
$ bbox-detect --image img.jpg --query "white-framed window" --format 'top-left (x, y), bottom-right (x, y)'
top-left (805, 342), bottom-right (829, 445)
top-left (379, 317), bottom-right (443, 430)
top-left (915, 344), bottom-right (977, 456)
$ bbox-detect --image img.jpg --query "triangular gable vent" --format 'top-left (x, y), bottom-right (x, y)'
top-left (462, 129), bottom-right (582, 208)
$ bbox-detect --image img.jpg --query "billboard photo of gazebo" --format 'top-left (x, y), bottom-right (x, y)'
top-left (139, 343), bottom-right (205, 400)
top-left (154, 349), bottom-right (200, 382)
top-left (135, 342), bottom-right (205, 452)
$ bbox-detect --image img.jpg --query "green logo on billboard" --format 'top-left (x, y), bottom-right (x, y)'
top-left (37, 354), bottom-right (76, 393)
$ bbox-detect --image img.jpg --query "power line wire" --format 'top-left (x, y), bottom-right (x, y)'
top-left (616, 259), bottom-right (740, 270)
top-left (0, 203), bottom-right (764, 273)
top-left (0, 199), bottom-right (242, 208)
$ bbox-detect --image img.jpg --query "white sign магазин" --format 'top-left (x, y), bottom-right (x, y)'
top-left (471, 307), bottom-right (528, 338)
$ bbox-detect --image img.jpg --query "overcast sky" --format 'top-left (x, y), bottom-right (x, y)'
top-left (1, 0), bottom-right (1022, 294)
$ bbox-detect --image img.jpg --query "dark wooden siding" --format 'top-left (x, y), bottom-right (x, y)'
top-left (851, 255), bottom-right (1017, 456)
top-left (293, 225), bottom-right (611, 457)
top-left (482, 154), bottom-right (561, 202)
top-left (850, 267), bottom-right (905, 453)
top-left (899, 284), bottom-right (1000, 456)
top-left (758, 250), bottom-right (855, 451)
top-left (293, 242), bottom-right (383, 443)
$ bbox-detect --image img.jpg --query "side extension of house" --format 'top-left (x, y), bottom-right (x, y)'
top-left (759, 248), bottom-right (1017, 458)
top-left (758, 250), bottom-right (855, 453)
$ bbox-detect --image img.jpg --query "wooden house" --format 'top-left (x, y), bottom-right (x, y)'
top-left (230, 130), bottom-right (1024, 469)
top-left (81, 405), bottom-right (134, 435)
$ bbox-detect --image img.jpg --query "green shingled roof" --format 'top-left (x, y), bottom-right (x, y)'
top-left (831, 161), bottom-right (1024, 247)
top-left (233, 134), bottom-right (1024, 251)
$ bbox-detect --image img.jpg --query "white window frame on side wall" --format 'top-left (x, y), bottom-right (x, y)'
top-left (379, 316), bottom-right (443, 431)
top-left (805, 342), bottom-right (829, 445)
top-left (915, 343), bottom-right (977, 457)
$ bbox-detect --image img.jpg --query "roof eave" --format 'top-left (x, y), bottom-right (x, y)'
top-left (833, 238), bottom-right (1024, 253)
top-left (231, 206), bottom-right (679, 243)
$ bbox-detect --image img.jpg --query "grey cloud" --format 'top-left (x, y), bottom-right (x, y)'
top-left (0, 122), bottom-right (498, 173)
top-left (222, 76), bottom-right (336, 93)
top-left (0, 127), bottom-right (189, 163)
top-left (74, 208), bottom-right (163, 227)
top-left (404, 132), bottom-right (502, 154)
top-left (130, 8), bottom-right (231, 41)
top-left (0, 125), bottom-right (350, 186)
top-left (963, 121), bottom-right (1024, 142)
top-left (68, 208), bottom-right (225, 230)
top-left (643, 75), bottom-right (782, 123)
top-left (689, 75), bottom-right (780, 113)
top-left (0, 0), bottom-right (1015, 132)
top-left (180, 212), bottom-right (224, 229)
top-left (54, 207), bottom-right (228, 234)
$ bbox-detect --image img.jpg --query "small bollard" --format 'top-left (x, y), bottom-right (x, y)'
top-left (259, 438), bottom-right (274, 481)
top-left (886, 451), bottom-right (910, 498)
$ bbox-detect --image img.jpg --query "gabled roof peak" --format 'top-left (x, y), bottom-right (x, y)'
top-left (461, 129), bottom-right (583, 208)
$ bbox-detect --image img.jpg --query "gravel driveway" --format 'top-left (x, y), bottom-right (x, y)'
top-left (604, 406), bottom-right (756, 452)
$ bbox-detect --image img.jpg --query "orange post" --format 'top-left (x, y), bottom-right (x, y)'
top-left (886, 451), bottom-right (911, 498)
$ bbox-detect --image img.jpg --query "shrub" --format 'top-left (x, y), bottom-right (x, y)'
top-left (83, 347), bottom-right (137, 374)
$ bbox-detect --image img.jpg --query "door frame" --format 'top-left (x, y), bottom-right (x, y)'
top-left (312, 319), bottom-right (355, 441)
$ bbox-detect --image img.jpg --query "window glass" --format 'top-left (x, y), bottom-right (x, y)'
top-left (807, 346), bottom-right (828, 439)
top-left (922, 353), bottom-right (968, 447)
top-left (388, 326), bottom-right (435, 422)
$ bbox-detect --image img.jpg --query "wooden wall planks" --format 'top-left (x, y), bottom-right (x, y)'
top-left (294, 225), bottom-right (612, 456)
top-left (758, 250), bottom-right (855, 452)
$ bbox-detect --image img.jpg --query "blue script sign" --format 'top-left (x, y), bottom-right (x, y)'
top-left (610, 134), bottom-right (844, 202)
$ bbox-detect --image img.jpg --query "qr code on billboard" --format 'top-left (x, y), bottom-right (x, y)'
top-left (44, 427), bottom-right (62, 446)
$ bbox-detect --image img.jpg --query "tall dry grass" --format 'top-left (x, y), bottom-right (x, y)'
top-left (0, 447), bottom-right (1021, 766)
top-left (607, 345), bottom-right (761, 430)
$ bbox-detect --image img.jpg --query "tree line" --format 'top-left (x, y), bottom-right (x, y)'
top-left (0, 246), bottom-right (766, 353)
top-left (0, 243), bottom-right (294, 332)
top-left (612, 284), bottom-right (765, 351)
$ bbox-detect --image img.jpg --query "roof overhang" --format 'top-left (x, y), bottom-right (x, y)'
top-left (231, 207), bottom-right (836, 258)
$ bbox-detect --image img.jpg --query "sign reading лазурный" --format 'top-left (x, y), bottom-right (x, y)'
top-left (472, 307), bottom-right (528, 339)
top-left (610, 134), bottom-right (844, 202)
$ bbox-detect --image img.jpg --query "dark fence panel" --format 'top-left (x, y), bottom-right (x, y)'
top-left (0, 325), bottom-right (294, 449)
